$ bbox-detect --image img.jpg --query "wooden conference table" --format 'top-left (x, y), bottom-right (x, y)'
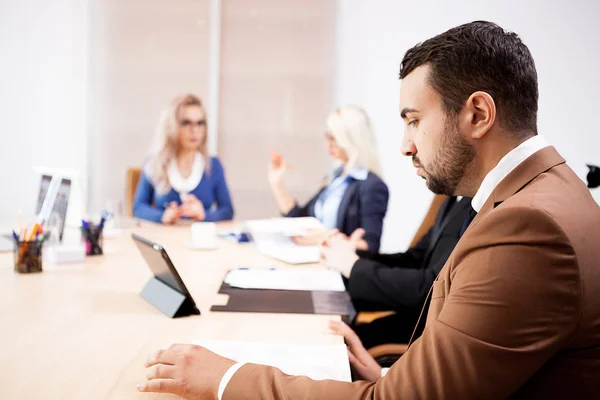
top-left (0, 222), bottom-right (345, 399)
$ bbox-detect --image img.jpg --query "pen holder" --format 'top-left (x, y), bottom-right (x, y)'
top-left (81, 225), bottom-right (104, 256)
top-left (14, 240), bottom-right (43, 273)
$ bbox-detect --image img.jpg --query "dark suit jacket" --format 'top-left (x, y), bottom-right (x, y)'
top-left (348, 196), bottom-right (471, 312)
top-left (285, 172), bottom-right (388, 252)
top-left (224, 147), bottom-right (600, 399)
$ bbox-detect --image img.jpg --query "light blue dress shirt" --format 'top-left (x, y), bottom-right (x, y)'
top-left (313, 166), bottom-right (369, 230)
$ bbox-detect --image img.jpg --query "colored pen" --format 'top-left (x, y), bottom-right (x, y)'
top-left (98, 210), bottom-right (111, 230)
top-left (17, 228), bottom-right (29, 265)
top-left (38, 232), bottom-right (48, 243)
top-left (30, 224), bottom-right (39, 241)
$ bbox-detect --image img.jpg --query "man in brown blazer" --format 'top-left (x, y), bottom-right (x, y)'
top-left (138, 21), bottom-right (600, 399)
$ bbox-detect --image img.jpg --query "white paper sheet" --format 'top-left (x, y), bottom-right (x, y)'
top-left (245, 217), bottom-right (323, 237)
top-left (257, 243), bottom-right (322, 264)
top-left (192, 340), bottom-right (351, 382)
top-left (244, 218), bottom-right (324, 264)
top-left (225, 267), bottom-right (346, 292)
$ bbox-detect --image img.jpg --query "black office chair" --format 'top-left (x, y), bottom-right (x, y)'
top-left (367, 343), bottom-right (409, 368)
top-left (587, 164), bottom-right (600, 188)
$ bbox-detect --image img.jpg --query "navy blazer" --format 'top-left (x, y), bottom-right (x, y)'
top-left (285, 172), bottom-right (389, 252)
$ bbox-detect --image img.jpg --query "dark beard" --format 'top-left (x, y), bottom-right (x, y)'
top-left (425, 119), bottom-right (476, 195)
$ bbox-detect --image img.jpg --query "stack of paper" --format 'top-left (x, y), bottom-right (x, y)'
top-left (246, 217), bottom-right (323, 237)
top-left (192, 340), bottom-right (351, 382)
top-left (224, 268), bottom-right (346, 292)
top-left (244, 218), bottom-right (324, 264)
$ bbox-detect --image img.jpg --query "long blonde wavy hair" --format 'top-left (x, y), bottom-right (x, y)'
top-left (326, 105), bottom-right (383, 179)
top-left (144, 94), bottom-right (210, 195)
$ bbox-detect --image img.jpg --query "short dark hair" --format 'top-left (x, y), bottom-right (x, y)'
top-left (400, 21), bottom-right (538, 137)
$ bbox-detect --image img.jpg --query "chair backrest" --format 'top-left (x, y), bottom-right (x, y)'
top-left (408, 194), bottom-right (448, 248)
top-left (125, 168), bottom-right (142, 217)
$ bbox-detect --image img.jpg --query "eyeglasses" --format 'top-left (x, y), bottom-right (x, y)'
top-left (180, 119), bottom-right (206, 128)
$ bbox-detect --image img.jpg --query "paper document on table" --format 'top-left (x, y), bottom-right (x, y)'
top-left (224, 267), bottom-right (346, 292)
top-left (257, 242), bottom-right (321, 264)
top-left (244, 218), bottom-right (324, 264)
top-left (192, 340), bottom-right (351, 382)
top-left (245, 217), bottom-right (323, 237)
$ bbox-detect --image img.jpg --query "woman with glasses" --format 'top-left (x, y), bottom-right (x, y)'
top-left (133, 94), bottom-right (234, 224)
top-left (268, 105), bottom-right (388, 252)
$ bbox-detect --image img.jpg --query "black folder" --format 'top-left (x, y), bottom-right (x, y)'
top-left (210, 281), bottom-right (356, 321)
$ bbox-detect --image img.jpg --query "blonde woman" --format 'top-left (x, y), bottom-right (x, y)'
top-left (268, 105), bottom-right (388, 252)
top-left (133, 94), bottom-right (234, 224)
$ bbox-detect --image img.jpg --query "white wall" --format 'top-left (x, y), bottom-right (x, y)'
top-left (0, 0), bottom-right (88, 224)
top-left (86, 0), bottom-right (211, 214)
top-left (335, 0), bottom-right (600, 253)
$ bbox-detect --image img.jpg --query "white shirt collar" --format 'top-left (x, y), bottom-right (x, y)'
top-left (167, 152), bottom-right (205, 197)
top-left (347, 165), bottom-right (369, 181)
top-left (471, 135), bottom-right (549, 212)
top-left (330, 165), bottom-right (369, 181)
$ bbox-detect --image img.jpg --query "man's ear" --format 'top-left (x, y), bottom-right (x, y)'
top-left (460, 91), bottom-right (496, 139)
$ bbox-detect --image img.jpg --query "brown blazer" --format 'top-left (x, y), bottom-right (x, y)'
top-left (223, 147), bottom-right (600, 399)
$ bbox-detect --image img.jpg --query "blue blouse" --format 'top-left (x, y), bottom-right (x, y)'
top-left (133, 157), bottom-right (234, 223)
top-left (314, 166), bottom-right (369, 229)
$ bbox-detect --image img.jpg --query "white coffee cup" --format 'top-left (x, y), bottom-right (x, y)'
top-left (191, 222), bottom-right (217, 248)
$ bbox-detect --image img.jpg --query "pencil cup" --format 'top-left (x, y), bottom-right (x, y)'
top-left (81, 225), bottom-right (104, 256)
top-left (14, 241), bottom-right (43, 273)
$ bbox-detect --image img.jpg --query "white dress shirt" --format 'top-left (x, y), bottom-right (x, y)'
top-left (217, 136), bottom-right (550, 399)
top-left (471, 135), bottom-right (549, 212)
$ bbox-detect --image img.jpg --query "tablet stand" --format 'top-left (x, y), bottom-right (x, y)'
top-left (140, 277), bottom-right (200, 318)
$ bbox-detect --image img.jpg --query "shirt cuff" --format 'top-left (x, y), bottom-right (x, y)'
top-left (381, 367), bottom-right (389, 377)
top-left (341, 256), bottom-right (360, 279)
top-left (218, 362), bottom-right (246, 400)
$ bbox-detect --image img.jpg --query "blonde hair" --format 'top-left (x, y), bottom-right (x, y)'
top-left (326, 105), bottom-right (383, 178)
top-left (144, 94), bottom-right (210, 194)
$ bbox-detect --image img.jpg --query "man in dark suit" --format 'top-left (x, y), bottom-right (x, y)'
top-left (323, 196), bottom-right (472, 349)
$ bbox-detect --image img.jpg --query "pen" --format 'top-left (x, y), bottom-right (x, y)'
top-left (98, 210), bottom-right (111, 230)
top-left (12, 230), bottom-right (19, 242)
top-left (98, 212), bottom-right (106, 230)
top-left (30, 224), bottom-right (39, 241)
top-left (17, 228), bottom-right (29, 265)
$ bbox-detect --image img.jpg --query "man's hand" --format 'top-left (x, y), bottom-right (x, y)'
top-left (137, 344), bottom-right (235, 400)
top-left (320, 232), bottom-right (360, 278)
top-left (180, 194), bottom-right (206, 221)
top-left (329, 320), bottom-right (382, 382)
